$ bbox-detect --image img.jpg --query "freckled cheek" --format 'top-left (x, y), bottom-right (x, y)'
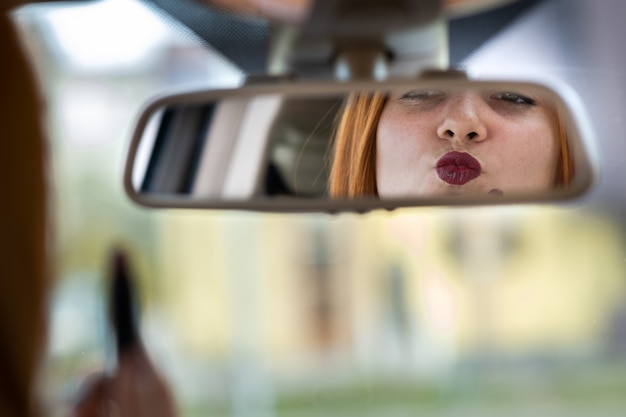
top-left (377, 113), bottom-right (405, 163)
top-left (524, 122), bottom-right (560, 169)
top-left (495, 125), bottom-right (558, 183)
top-left (377, 111), bottom-right (434, 160)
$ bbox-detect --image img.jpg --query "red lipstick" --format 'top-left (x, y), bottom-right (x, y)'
top-left (436, 151), bottom-right (481, 185)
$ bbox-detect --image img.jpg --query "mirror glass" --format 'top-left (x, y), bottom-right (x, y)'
top-left (125, 80), bottom-right (595, 210)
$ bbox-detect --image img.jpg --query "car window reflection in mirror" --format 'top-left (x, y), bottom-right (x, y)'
top-left (125, 80), bottom-right (595, 211)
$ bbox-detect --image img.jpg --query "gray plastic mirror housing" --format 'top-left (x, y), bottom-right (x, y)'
top-left (124, 77), bottom-right (597, 212)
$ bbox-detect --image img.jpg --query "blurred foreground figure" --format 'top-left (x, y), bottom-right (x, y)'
top-left (72, 251), bottom-right (178, 417)
top-left (0, 4), bottom-right (48, 417)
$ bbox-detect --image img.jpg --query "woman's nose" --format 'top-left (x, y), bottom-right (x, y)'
top-left (436, 93), bottom-right (488, 143)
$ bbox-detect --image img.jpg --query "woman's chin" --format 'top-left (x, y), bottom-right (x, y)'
top-left (416, 182), bottom-right (501, 198)
top-left (377, 181), bottom-right (504, 199)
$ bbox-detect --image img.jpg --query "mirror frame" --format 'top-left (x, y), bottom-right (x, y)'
top-left (124, 78), bottom-right (598, 212)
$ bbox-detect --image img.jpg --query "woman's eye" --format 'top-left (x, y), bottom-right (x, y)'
top-left (491, 92), bottom-right (536, 106)
top-left (398, 90), bottom-right (444, 102)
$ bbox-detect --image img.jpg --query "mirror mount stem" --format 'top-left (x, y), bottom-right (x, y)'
top-left (334, 46), bottom-right (389, 81)
top-left (268, 0), bottom-right (446, 80)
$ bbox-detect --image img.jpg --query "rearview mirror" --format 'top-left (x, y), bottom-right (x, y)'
top-left (124, 78), bottom-right (596, 211)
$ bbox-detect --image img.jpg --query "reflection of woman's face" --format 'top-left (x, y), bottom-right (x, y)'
top-left (376, 89), bottom-right (560, 197)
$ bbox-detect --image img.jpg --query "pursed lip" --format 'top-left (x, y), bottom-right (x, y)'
top-left (436, 151), bottom-right (482, 185)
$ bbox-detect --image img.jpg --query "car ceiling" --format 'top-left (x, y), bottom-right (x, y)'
top-left (143, 0), bottom-right (544, 73)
